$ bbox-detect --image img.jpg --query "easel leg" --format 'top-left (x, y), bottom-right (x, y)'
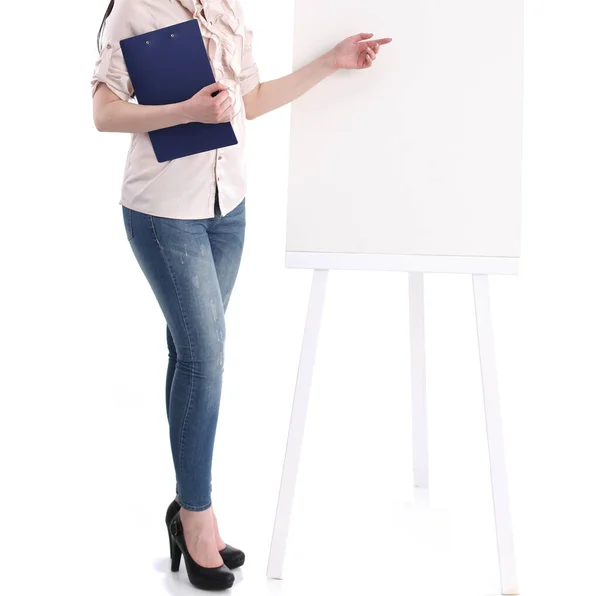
top-left (409, 272), bottom-right (429, 489)
top-left (472, 274), bottom-right (519, 595)
top-left (267, 269), bottom-right (329, 579)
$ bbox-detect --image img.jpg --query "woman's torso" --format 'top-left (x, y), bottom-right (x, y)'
top-left (92, 0), bottom-right (260, 219)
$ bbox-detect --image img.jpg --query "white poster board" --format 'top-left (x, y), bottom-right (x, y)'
top-left (285, 0), bottom-right (523, 274)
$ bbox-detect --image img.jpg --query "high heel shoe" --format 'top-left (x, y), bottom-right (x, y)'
top-left (166, 499), bottom-right (245, 570)
top-left (169, 510), bottom-right (235, 591)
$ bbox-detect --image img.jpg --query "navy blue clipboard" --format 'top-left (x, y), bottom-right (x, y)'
top-left (120, 19), bottom-right (238, 163)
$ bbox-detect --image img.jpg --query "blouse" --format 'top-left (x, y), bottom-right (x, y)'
top-left (91, 0), bottom-right (260, 219)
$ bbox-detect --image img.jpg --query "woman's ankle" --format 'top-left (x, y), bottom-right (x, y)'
top-left (180, 505), bottom-right (214, 529)
top-left (179, 507), bottom-right (223, 566)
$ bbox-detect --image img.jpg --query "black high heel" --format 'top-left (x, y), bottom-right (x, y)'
top-left (169, 511), bottom-right (235, 591)
top-left (166, 499), bottom-right (245, 570)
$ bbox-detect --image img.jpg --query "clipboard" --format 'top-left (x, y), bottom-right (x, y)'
top-left (120, 19), bottom-right (238, 163)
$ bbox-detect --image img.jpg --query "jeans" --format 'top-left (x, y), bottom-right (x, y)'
top-left (122, 188), bottom-right (246, 511)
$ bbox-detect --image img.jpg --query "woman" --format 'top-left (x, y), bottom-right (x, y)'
top-left (92, 0), bottom-right (391, 590)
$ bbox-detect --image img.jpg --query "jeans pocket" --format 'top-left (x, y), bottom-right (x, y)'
top-left (122, 206), bottom-right (134, 241)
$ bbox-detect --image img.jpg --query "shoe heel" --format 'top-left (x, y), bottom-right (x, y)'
top-left (170, 532), bottom-right (182, 572)
top-left (169, 510), bottom-right (234, 590)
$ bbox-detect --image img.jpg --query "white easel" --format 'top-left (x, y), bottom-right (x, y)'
top-left (266, 253), bottom-right (519, 596)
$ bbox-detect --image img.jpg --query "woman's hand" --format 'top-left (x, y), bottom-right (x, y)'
top-left (181, 82), bottom-right (235, 124)
top-left (326, 33), bottom-right (393, 71)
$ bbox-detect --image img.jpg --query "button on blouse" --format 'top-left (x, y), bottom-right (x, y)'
top-left (91, 0), bottom-right (260, 219)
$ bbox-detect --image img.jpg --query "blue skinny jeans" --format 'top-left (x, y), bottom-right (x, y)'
top-left (122, 189), bottom-right (245, 511)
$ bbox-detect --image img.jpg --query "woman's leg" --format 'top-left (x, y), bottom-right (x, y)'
top-left (123, 205), bottom-right (228, 565)
top-left (164, 192), bottom-right (245, 413)
top-left (205, 195), bottom-right (246, 549)
top-left (164, 193), bottom-right (246, 502)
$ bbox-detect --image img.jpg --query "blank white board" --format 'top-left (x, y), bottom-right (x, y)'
top-left (285, 0), bottom-right (523, 272)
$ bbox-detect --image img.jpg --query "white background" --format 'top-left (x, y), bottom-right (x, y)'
top-left (1, 1), bottom-right (599, 595)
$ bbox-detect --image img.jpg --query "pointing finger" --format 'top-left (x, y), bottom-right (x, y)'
top-left (370, 37), bottom-right (393, 47)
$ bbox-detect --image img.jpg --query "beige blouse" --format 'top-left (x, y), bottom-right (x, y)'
top-left (91, 0), bottom-right (260, 219)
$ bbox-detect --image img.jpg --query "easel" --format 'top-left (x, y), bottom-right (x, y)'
top-left (266, 253), bottom-right (519, 596)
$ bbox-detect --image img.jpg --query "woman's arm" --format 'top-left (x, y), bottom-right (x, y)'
top-left (243, 33), bottom-right (392, 121)
top-left (243, 53), bottom-right (336, 121)
top-left (93, 81), bottom-right (234, 133)
top-left (94, 84), bottom-right (188, 133)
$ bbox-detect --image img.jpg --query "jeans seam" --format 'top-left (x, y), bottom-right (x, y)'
top-left (150, 215), bottom-right (195, 500)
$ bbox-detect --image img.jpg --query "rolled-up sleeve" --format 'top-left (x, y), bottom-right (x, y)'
top-left (90, 0), bottom-right (150, 102)
top-left (91, 41), bottom-right (133, 102)
top-left (239, 25), bottom-right (260, 96)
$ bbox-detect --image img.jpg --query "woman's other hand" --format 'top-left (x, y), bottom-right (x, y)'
top-left (326, 33), bottom-right (393, 71)
top-left (181, 82), bottom-right (234, 124)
